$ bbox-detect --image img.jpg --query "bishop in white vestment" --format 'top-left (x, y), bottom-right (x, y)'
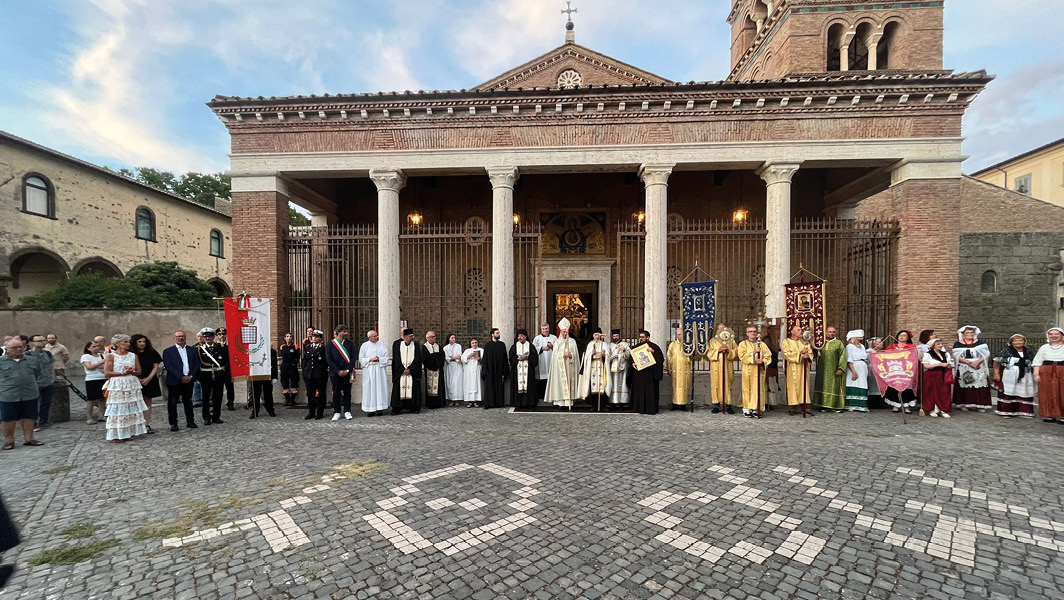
top-left (358, 330), bottom-right (390, 415)
top-left (544, 319), bottom-right (581, 408)
top-left (461, 340), bottom-right (484, 405)
top-left (532, 324), bottom-right (557, 401)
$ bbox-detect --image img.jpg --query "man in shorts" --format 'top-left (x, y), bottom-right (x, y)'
top-left (0, 338), bottom-right (44, 450)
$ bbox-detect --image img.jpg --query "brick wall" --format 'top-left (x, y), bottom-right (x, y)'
top-left (959, 177), bottom-right (1064, 234)
top-left (231, 191), bottom-right (290, 336)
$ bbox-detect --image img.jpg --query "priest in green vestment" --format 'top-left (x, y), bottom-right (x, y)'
top-left (813, 326), bottom-right (846, 411)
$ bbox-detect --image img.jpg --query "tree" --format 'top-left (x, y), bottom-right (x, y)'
top-left (290, 208), bottom-right (311, 226)
top-left (125, 262), bottom-right (216, 306)
top-left (18, 275), bottom-right (160, 310)
top-left (120, 167), bottom-right (230, 208)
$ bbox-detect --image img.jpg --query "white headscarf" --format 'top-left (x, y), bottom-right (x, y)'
top-left (845, 329), bottom-right (864, 341)
top-left (957, 325), bottom-right (981, 337)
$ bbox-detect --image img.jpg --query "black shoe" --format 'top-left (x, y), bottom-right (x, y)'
top-left (314, 415), bottom-right (323, 420)
top-left (375, 410), bottom-right (384, 416)
top-left (212, 418), bottom-right (224, 424)
top-left (726, 406), bottom-right (735, 414)
top-left (187, 423), bottom-right (198, 429)
top-left (249, 413), bottom-right (256, 419)
top-left (203, 419), bottom-right (211, 426)
top-left (226, 405), bottom-right (235, 411)
top-left (0, 564), bottom-right (15, 588)
top-left (1044, 418), bottom-right (1056, 423)
top-left (711, 406), bottom-right (720, 414)
top-left (367, 412), bottom-right (376, 417)
top-left (268, 411), bottom-right (276, 417)
top-left (305, 414), bottom-right (315, 420)
top-left (170, 425), bottom-right (179, 432)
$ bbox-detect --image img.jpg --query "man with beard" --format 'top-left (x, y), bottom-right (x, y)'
top-left (326, 325), bottom-right (357, 420)
top-left (508, 329), bottom-right (539, 408)
top-left (578, 328), bottom-right (611, 411)
top-left (391, 328), bottom-right (423, 415)
top-left (481, 328), bottom-right (510, 409)
top-left (607, 329), bottom-right (630, 410)
top-left (629, 329), bottom-right (664, 415)
top-left (422, 331), bottom-right (446, 409)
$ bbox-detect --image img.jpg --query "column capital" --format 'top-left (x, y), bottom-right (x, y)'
top-left (638, 163), bottom-right (675, 187)
top-left (486, 166), bottom-right (520, 190)
top-left (369, 168), bottom-right (407, 192)
top-left (756, 162), bottom-right (801, 185)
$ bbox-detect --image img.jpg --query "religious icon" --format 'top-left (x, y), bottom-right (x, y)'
top-left (797, 293), bottom-right (813, 312)
top-left (631, 344), bottom-right (658, 371)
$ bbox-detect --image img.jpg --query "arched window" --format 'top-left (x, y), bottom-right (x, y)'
top-left (135, 207), bottom-right (156, 242)
top-left (877, 21), bottom-right (900, 69)
top-left (981, 270), bottom-right (998, 294)
top-left (849, 22), bottom-right (873, 70)
top-left (827, 23), bottom-right (844, 71)
top-left (210, 229), bottom-right (224, 258)
top-left (23, 174), bottom-right (55, 218)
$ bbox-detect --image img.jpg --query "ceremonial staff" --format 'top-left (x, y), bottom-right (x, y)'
top-left (801, 329), bottom-right (813, 419)
top-left (753, 313), bottom-right (768, 419)
top-left (715, 328), bottom-right (734, 416)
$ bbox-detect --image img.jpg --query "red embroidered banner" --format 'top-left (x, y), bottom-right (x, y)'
top-left (784, 281), bottom-right (826, 349)
top-left (223, 296), bottom-right (272, 381)
top-left (870, 347), bottom-right (919, 392)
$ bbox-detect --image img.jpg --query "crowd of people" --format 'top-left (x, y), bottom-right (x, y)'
top-left (2, 321), bottom-right (1063, 448)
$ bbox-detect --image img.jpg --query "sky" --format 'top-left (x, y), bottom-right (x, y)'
top-left (0, 0), bottom-right (1061, 176)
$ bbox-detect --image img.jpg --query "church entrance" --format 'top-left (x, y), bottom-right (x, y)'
top-left (546, 280), bottom-right (597, 352)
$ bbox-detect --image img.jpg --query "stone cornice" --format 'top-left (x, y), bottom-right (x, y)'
top-left (210, 73), bottom-right (988, 131)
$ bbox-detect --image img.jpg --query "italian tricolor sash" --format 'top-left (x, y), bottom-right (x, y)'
top-left (332, 339), bottom-right (354, 381)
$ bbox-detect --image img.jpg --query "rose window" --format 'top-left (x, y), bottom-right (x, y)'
top-left (557, 69), bottom-right (582, 88)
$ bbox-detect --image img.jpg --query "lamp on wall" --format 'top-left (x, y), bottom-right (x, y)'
top-left (512, 213), bottom-right (521, 227)
top-left (732, 208), bottom-right (749, 224)
top-left (407, 211), bottom-right (423, 227)
top-left (632, 210), bottom-right (646, 226)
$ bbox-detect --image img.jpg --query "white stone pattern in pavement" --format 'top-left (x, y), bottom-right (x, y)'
top-left (363, 462), bottom-right (541, 556)
top-left (161, 471), bottom-right (349, 553)
top-left (638, 465), bottom-right (827, 566)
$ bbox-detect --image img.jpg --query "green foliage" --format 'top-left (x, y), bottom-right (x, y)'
top-left (18, 262), bottom-right (217, 309)
top-left (28, 539), bottom-right (119, 566)
top-left (122, 167), bottom-right (230, 208)
top-left (289, 207), bottom-right (311, 226)
top-left (126, 262), bottom-right (216, 306)
top-left (61, 523), bottom-right (99, 539)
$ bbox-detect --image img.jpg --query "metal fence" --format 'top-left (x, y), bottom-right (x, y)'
top-left (514, 225), bottom-right (541, 334)
top-left (617, 218), bottom-right (900, 358)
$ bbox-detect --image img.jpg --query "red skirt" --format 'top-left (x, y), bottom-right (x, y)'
top-left (922, 369), bottom-right (952, 414)
top-left (953, 385), bottom-right (991, 409)
top-left (1040, 364), bottom-right (1064, 419)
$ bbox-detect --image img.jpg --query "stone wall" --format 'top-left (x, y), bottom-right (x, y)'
top-left (958, 233), bottom-right (1064, 338)
top-left (0, 135), bottom-right (233, 305)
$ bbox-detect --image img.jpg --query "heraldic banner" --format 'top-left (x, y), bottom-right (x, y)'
top-left (223, 296), bottom-right (272, 381)
top-left (870, 347), bottom-right (919, 392)
top-left (680, 280), bottom-right (716, 355)
top-left (784, 281), bottom-right (827, 349)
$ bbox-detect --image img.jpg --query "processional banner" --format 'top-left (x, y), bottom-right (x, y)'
top-left (223, 296), bottom-right (272, 381)
top-left (784, 281), bottom-right (826, 349)
top-left (680, 281), bottom-right (716, 355)
top-left (870, 347), bottom-right (919, 392)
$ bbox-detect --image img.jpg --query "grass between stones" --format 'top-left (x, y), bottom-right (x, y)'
top-left (60, 523), bottom-right (99, 539)
top-left (41, 465), bottom-right (74, 475)
top-left (28, 539), bottom-right (119, 566)
top-left (132, 497), bottom-right (252, 541)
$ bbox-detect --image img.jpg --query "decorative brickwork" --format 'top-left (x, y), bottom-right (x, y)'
top-left (231, 190), bottom-right (290, 336)
top-left (476, 44), bottom-right (672, 91)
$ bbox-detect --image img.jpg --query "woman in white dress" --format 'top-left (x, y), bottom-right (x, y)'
top-left (461, 338), bottom-right (484, 408)
top-left (102, 334), bottom-right (148, 443)
top-left (443, 334), bottom-right (464, 407)
top-left (844, 330), bottom-right (869, 412)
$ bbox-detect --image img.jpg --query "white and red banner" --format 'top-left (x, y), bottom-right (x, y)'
top-left (870, 347), bottom-right (919, 392)
top-left (223, 296), bottom-right (272, 381)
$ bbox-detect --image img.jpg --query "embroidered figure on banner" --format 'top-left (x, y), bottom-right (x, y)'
top-left (681, 280), bottom-right (716, 355)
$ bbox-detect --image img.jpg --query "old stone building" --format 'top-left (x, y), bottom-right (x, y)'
top-left (0, 131), bottom-right (233, 305)
top-left (211, 0), bottom-right (1063, 347)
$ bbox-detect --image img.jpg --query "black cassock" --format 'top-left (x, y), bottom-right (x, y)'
top-left (390, 340), bottom-right (423, 414)
top-left (482, 339), bottom-right (510, 409)
top-left (628, 341), bottom-right (664, 415)
top-left (508, 342), bottom-right (540, 408)
top-left (422, 342), bottom-right (446, 409)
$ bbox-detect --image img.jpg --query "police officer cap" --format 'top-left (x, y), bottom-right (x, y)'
top-left (199, 327), bottom-right (215, 336)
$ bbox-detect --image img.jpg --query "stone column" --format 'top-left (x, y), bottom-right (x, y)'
top-left (840, 32), bottom-right (855, 71)
top-left (757, 162), bottom-right (800, 322)
top-left (488, 167), bottom-right (519, 346)
top-left (866, 33), bottom-right (883, 70)
top-left (230, 175), bottom-right (293, 337)
top-left (370, 169), bottom-right (406, 339)
top-left (639, 163), bottom-right (674, 340)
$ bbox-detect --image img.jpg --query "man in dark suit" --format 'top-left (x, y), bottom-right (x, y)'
top-left (196, 328), bottom-right (228, 425)
top-left (162, 330), bottom-right (200, 431)
top-left (325, 325), bottom-right (357, 421)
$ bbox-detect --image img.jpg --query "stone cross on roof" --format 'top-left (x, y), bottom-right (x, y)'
top-left (562, 1), bottom-right (577, 44)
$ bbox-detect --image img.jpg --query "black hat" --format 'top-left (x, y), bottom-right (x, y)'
top-left (592, 327), bottom-right (602, 335)
top-left (611, 329), bottom-right (621, 335)
top-left (516, 328), bottom-right (529, 337)
top-left (402, 328), bottom-right (414, 336)
top-left (216, 326), bottom-right (227, 334)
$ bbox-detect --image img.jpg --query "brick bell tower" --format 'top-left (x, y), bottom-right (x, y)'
top-left (727, 0), bottom-right (945, 81)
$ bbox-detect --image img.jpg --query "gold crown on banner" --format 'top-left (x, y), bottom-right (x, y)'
top-left (241, 316), bottom-right (257, 326)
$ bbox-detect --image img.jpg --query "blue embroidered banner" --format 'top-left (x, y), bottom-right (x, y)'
top-left (680, 280), bottom-right (716, 355)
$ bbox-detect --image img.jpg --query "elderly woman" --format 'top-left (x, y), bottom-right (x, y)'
top-left (866, 337), bottom-right (884, 408)
top-left (1034, 327), bottom-right (1064, 423)
top-left (993, 334), bottom-right (1036, 418)
top-left (102, 334), bottom-right (148, 443)
top-left (884, 330), bottom-right (918, 414)
top-left (953, 325), bottom-right (992, 412)
top-left (921, 338), bottom-right (953, 417)
top-left (844, 330), bottom-right (869, 413)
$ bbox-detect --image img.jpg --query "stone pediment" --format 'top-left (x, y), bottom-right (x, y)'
top-left (476, 43), bottom-right (674, 91)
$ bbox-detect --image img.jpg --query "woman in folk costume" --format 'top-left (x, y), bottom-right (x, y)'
top-left (460, 339), bottom-right (484, 407)
top-left (993, 334), bottom-right (1036, 418)
top-left (1033, 327), bottom-right (1064, 423)
top-left (921, 338), bottom-right (953, 417)
top-left (781, 324), bottom-right (813, 415)
top-left (884, 330), bottom-right (918, 414)
top-left (102, 334), bottom-right (148, 443)
top-left (443, 334), bottom-right (464, 407)
top-left (953, 325), bottom-right (992, 412)
top-left (544, 318), bottom-right (581, 409)
top-left (844, 330), bottom-right (869, 413)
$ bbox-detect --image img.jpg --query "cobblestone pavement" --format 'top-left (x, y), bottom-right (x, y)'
top-left (2, 401), bottom-right (1064, 600)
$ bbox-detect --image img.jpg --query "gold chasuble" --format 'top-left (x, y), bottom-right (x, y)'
top-left (737, 340), bottom-right (771, 411)
top-left (666, 341), bottom-right (693, 406)
top-left (705, 337), bottom-right (738, 406)
top-left (782, 338), bottom-right (812, 406)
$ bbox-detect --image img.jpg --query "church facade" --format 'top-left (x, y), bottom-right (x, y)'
top-left (212, 1), bottom-right (1064, 347)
